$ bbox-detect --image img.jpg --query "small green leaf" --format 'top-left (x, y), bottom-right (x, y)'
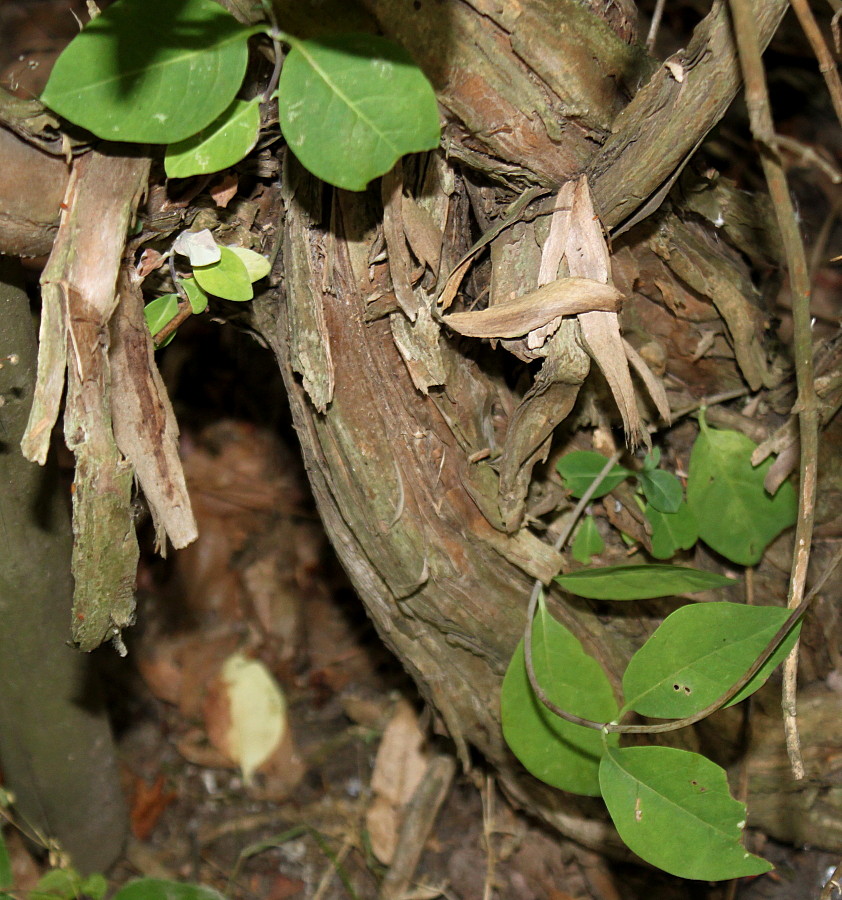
top-left (571, 515), bottom-right (604, 565)
top-left (642, 447), bottom-right (660, 471)
top-left (144, 294), bottom-right (180, 344)
top-left (622, 602), bottom-right (801, 718)
top-left (226, 246), bottom-right (270, 283)
top-left (599, 746), bottom-right (772, 880)
top-left (180, 278), bottom-right (210, 314)
top-left (0, 830), bottom-right (11, 892)
top-left (638, 468), bottom-right (683, 513)
top-left (114, 878), bottom-right (228, 900)
top-left (173, 229), bottom-right (220, 267)
top-left (81, 873), bottom-right (109, 900)
top-left (556, 451), bottom-right (632, 499)
top-left (32, 868), bottom-right (85, 900)
top-left (554, 564), bottom-right (735, 600)
top-left (500, 597), bottom-right (618, 796)
top-left (277, 33), bottom-right (440, 191)
top-left (41, 0), bottom-right (256, 143)
top-left (645, 501), bottom-right (699, 560)
top-left (193, 246), bottom-right (252, 301)
top-left (165, 97), bottom-right (261, 178)
top-left (687, 412), bottom-right (797, 566)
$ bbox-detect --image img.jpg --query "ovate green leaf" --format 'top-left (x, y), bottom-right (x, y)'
top-left (556, 451), bottom-right (632, 499)
top-left (31, 868), bottom-right (85, 900)
top-left (41, 0), bottom-right (256, 143)
top-left (622, 602), bottom-right (800, 718)
top-left (645, 501), bottom-right (699, 560)
top-left (193, 246), bottom-right (252, 301)
top-left (571, 515), bottom-right (604, 565)
top-left (0, 829), bottom-right (11, 893)
top-left (227, 246), bottom-right (270, 283)
top-left (144, 294), bottom-right (180, 345)
top-left (687, 413), bottom-right (797, 566)
top-left (277, 33), bottom-right (440, 191)
top-left (180, 278), bottom-right (210, 314)
top-left (638, 468), bottom-right (683, 513)
top-left (113, 878), bottom-right (228, 900)
top-left (500, 597), bottom-right (618, 796)
top-left (600, 746), bottom-right (772, 880)
top-left (554, 564), bottom-right (735, 600)
top-left (165, 97), bottom-right (261, 178)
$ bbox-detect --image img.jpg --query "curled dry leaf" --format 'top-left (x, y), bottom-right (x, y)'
top-left (441, 277), bottom-right (621, 339)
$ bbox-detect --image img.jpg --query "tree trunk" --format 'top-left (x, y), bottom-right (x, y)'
top-left (248, 0), bottom-right (842, 855)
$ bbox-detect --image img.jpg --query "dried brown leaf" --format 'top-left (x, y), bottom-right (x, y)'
top-left (442, 277), bottom-right (621, 338)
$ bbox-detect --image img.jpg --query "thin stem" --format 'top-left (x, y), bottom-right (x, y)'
top-left (788, 0), bottom-right (842, 130)
top-left (646, 0), bottom-right (668, 53)
top-left (728, 0), bottom-right (819, 781)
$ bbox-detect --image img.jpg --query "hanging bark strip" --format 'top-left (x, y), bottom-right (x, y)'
top-left (21, 148), bottom-right (150, 651)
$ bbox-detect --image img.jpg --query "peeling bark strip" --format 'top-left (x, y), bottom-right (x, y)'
top-left (110, 267), bottom-right (198, 551)
top-left (441, 278), bottom-right (621, 338)
top-left (23, 148), bottom-right (149, 651)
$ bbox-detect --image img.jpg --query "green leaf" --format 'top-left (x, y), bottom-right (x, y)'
top-left (638, 468), bottom-right (683, 513)
top-left (0, 830), bottom-right (11, 892)
top-left (599, 746), bottom-right (772, 880)
top-left (81, 874), bottom-right (109, 900)
top-left (554, 564), bottom-right (735, 600)
top-left (144, 294), bottom-right (180, 344)
top-left (556, 451), bottom-right (632, 499)
top-left (193, 246), bottom-right (252, 301)
top-left (180, 278), bottom-right (210, 314)
top-left (32, 868), bottom-right (85, 900)
top-left (500, 597), bottom-right (618, 796)
top-left (645, 501), bottom-right (699, 560)
top-left (165, 97), bottom-right (261, 178)
top-left (571, 515), bottom-right (604, 565)
top-left (114, 879), bottom-right (228, 900)
top-left (687, 412), bottom-right (797, 566)
top-left (276, 33), bottom-right (440, 191)
top-left (41, 0), bottom-right (256, 144)
top-left (226, 246), bottom-right (270, 283)
top-left (622, 602), bottom-right (801, 718)
top-left (642, 447), bottom-right (660, 471)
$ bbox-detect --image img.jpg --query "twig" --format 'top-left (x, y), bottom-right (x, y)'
top-left (152, 298), bottom-right (193, 346)
top-left (821, 860), bottom-right (842, 900)
top-left (481, 774), bottom-right (497, 900)
top-left (787, 0), bottom-right (842, 130)
top-left (646, 0), bottom-right (667, 53)
top-left (728, 0), bottom-right (819, 781)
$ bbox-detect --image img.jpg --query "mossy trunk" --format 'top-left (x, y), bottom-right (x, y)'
top-left (0, 258), bottom-right (127, 873)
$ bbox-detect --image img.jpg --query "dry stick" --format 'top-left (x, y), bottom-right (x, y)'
top-left (728, 0), bottom-right (819, 781)
top-left (821, 859), bottom-right (842, 900)
top-left (788, 0), bottom-right (842, 129)
top-left (645, 0), bottom-right (668, 53)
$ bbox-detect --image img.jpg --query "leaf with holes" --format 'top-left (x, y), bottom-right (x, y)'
top-left (645, 501), bottom-right (699, 560)
top-left (193, 246), bottom-right (253, 301)
top-left (556, 451), bottom-right (632, 499)
top-left (41, 0), bottom-right (257, 143)
top-left (554, 564), bottom-right (735, 600)
top-left (165, 96), bottom-right (261, 178)
top-left (571, 515), bottom-right (604, 565)
top-left (600, 746), bottom-right (772, 880)
top-left (621, 602), bottom-right (800, 718)
top-left (276, 33), bottom-right (440, 191)
top-left (500, 595), bottom-right (618, 796)
top-left (687, 412), bottom-right (797, 565)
